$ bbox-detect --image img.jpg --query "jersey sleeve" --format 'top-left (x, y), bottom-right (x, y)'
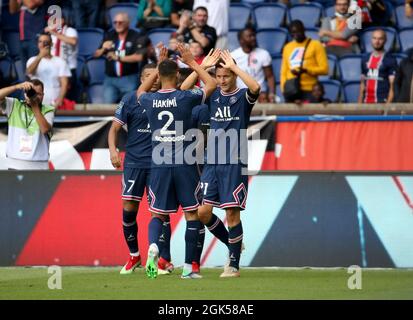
top-left (113, 94), bottom-right (130, 125)
top-left (186, 88), bottom-right (206, 108)
top-left (245, 88), bottom-right (259, 106)
top-left (387, 55), bottom-right (397, 77)
top-left (262, 49), bottom-right (272, 68)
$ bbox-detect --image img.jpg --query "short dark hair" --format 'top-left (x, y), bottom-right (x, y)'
top-left (237, 26), bottom-right (256, 41)
top-left (38, 32), bottom-right (52, 43)
top-left (29, 79), bottom-right (44, 91)
top-left (194, 6), bottom-right (208, 14)
top-left (178, 68), bottom-right (193, 84)
top-left (289, 20), bottom-right (305, 33)
top-left (141, 63), bottom-right (157, 74)
top-left (158, 59), bottom-right (178, 78)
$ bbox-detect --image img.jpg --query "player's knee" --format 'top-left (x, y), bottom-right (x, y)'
top-left (184, 210), bottom-right (199, 221)
top-left (197, 205), bottom-right (213, 223)
top-left (151, 212), bottom-right (168, 221)
top-left (123, 200), bottom-right (139, 212)
top-left (226, 208), bottom-right (240, 223)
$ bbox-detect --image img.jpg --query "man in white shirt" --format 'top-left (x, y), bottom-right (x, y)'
top-left (45, 13), bottom-right (79, 101)
top-left (26, 33), bottom-right (71, 108)
top-left (0, 79), bottom-right (54, 170)
top-left (193, 0), bottom-right (229, 49)
top-left (231, 27), bottom-right (276, 103)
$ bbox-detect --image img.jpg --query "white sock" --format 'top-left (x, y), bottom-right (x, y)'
top-left (183, 263), bottom-right (192, 274)
top-left (130, 252), bottom-right (139, 257)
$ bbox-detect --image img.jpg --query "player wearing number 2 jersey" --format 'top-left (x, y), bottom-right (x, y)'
top-left (137, 44), bottom-right (216, 279)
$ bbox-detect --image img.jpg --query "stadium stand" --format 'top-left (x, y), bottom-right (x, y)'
top-left (88, 84), bottom-right (105, 104)
top-left (395, 4), bottom-right (413, 29)
top-left (77, 28), bottom-right (105, 60)
top-left (107, 3), bottom-right (140, 29)
top-left (147, 28), bottom-right (177, 47)
top-left (343, 81), bottom-right (361, 103)
top-left (229, 3), bottom-right (252, 30)
top-left (398, 28), bottom-right (413, 52)
top-left (287, 3), bottom-right (324, 28)
top-left (83, 58), bottom-right (106, 86)
top-left (360, 27), bottom-right (398, 53)
top-left (338, 54), bottom-right (362, 82)
top-left (256, 28), bottom-right (288, 56)
top-left (305, 28), bottom-right (321, 41)
top-left (319, 79), bottom-right (341, 102)
top-left (271, 54), bottom-right (283, 82)
top-left (228, 30), bottom-right (240, 52)
top-left (252, 3), bottom-right (286, 30)
top-left (2, 31), bottom-right (20, 60)
top-left (319, 54), bottom-right (337, 80)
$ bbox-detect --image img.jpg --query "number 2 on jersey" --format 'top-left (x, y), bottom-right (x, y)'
top-left (158, 111), bottom-right (176, 135)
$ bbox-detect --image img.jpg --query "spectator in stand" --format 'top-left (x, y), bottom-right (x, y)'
top-left (193, 0), bottom-right (229, 49)
top-left (304, 82), bottom-right (332, 104)
top-left (71, 0), bottom-right (102, 28)
top-left (26, 33), bottom-right (71, 108)
top-left (319, 0), bottom-right (359, 58)
top-left (350, 0), bottom-right (388, 27)
top-left (170, 0), bottom-right (193, 27)
top-left (395, 49), bottom-right (413, 102)
top-left (45, 12), bottom-right (78, 102)
top-left (176, 6), bottom-right (217, 55)
top-left (94, 13), bottom-right (144, 103)
top-left (358, 29), bottom-right (397, 104)
top-left (0, 80), bottom-right (54, 170)
top-left (406, 0), bottom-right (413, 17)
top-left (137, 0), bottom-right (172, 30)
top-left (281, 20), bottom-right (328, 103)
top-left (231, 27), bottom-right (275, 103)
top-left (189, 41), bottom-right (204, 65)
top-left (9, 0), bottom-right (48, 73)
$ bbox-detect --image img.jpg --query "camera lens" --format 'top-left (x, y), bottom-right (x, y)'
top-left (26, 88), bottom-right (37, 98)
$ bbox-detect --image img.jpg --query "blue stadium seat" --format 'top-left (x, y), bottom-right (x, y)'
top-left (2, 31), bottom-right (20, 60)
top-left (13, 59), bottom-right (26, 82)
top-left (241, 0), bottom-right (265, 4)
top-left (271, 54), bottom-right (283, 83)
top-left (343, 81), bottom-right (360, 103)
top-left (398, 28), bottom-right (413, 52)
top-left (319, 79), bottom-right (341, 102)
top-left (107, 3), bottom-right (140, 29)
top-left (319, 54), bottom-right (337, 80)
top-left (229, 4), bottom-right (251, 30)
top-left (360, 27), bottom-right (398, 53)
top-left (324, 5), bottom-right (335, 18)
top-left (0, 57), bottom-right (17, 84)
top-left (305, 28), bottom-right (320, 41)
top-left (392, 53), bottom-right (408, 66)
top-left (395, 5), bottom-right (413, 29)
top-left (75, 57), bottom-right (86, 102)
top-left (252, 4), bottom-right (286, 30)
top-left (0, 4), bottom-right (19, 31)
top-left (256, 28), bottom-right (288, 56)
top-left (338, 54), bottom-right (362, 82)
top-left (77, 28), bottom-right (104, 59)
top-left (85, 58), bottom-right (106, 85)
top-left (275, 83), bottom-right (285, 103)
top-left (288, 3), bottom-right (324, 28)
top-left (147, 28), bottom-right (177, 47)
top-left (228, 30), bottom-right (240, 51)
top-left (88, 84), bottom-right (105, 104)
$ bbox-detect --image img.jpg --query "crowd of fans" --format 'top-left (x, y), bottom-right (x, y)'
top-left (0, 0), bottom-right (413, 106)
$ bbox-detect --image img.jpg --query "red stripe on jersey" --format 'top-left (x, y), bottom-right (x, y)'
top-left (19, 10), bottom-right (25, 40)
top-left (365, 53), bottom-right (383, 104)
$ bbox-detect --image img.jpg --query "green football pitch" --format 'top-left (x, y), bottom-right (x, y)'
top-left (0, 267), bottom-right (412, 300)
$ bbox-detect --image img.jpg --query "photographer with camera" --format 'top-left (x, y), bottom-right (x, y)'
top-left (94, 13), bottom-right (145, 104)
top-left (26, 33), bottom-right (71, 108)
top-left (0, 79), bottom-right (55, 170)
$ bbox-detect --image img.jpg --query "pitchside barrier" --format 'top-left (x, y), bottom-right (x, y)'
top-left (1, 105), bottom-right (413, 267)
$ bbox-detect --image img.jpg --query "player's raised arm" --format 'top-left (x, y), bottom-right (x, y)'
top-left (177, 43), bottom-right (217, 97)
top-left (137, 46), bottom-right (169, 98)
top-left (180, 48), bottom-right (220, 90)
top-left (220, 50), bottom-right (261, 95)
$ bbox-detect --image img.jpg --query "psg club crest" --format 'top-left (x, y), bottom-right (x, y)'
top-left (229, 96), bottom-right (238, 105)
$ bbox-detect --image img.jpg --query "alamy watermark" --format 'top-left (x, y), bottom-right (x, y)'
top-left (47, 265), bottom-right (62, 290)
top-left (347, 265), bottom-right (362, 290)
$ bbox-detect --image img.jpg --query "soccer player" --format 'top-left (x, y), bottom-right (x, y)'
top-left (182, 50), bottom-right (261, 278)
top-left (137, 43), bottom-right (217, 279)
top-left (108, 63), bottom-right (174, 275)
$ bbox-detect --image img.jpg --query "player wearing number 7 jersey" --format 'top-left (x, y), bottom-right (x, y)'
top-left (108, 64), bottom-right (174, 276)
top-left (137, 44), bottom-right (217, 279)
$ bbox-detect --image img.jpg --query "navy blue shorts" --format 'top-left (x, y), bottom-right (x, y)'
top-left (122, 167), bottom-right (151, 202)
top-left (148, 165), bottom-right (202, 214)
top-left (200, 164), bottom-right (248, 210)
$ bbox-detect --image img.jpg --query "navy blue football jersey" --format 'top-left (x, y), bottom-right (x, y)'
top-left (192, 103), bottom-right (210, 128)
top-left (114, 91), bottom-right (152, 168)
top-left (361, 52), bottom-right (397, 103)
top-left (206, 88), bottom-right (258, 165)
top-left (139, 88), bottom-right (206, 167)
